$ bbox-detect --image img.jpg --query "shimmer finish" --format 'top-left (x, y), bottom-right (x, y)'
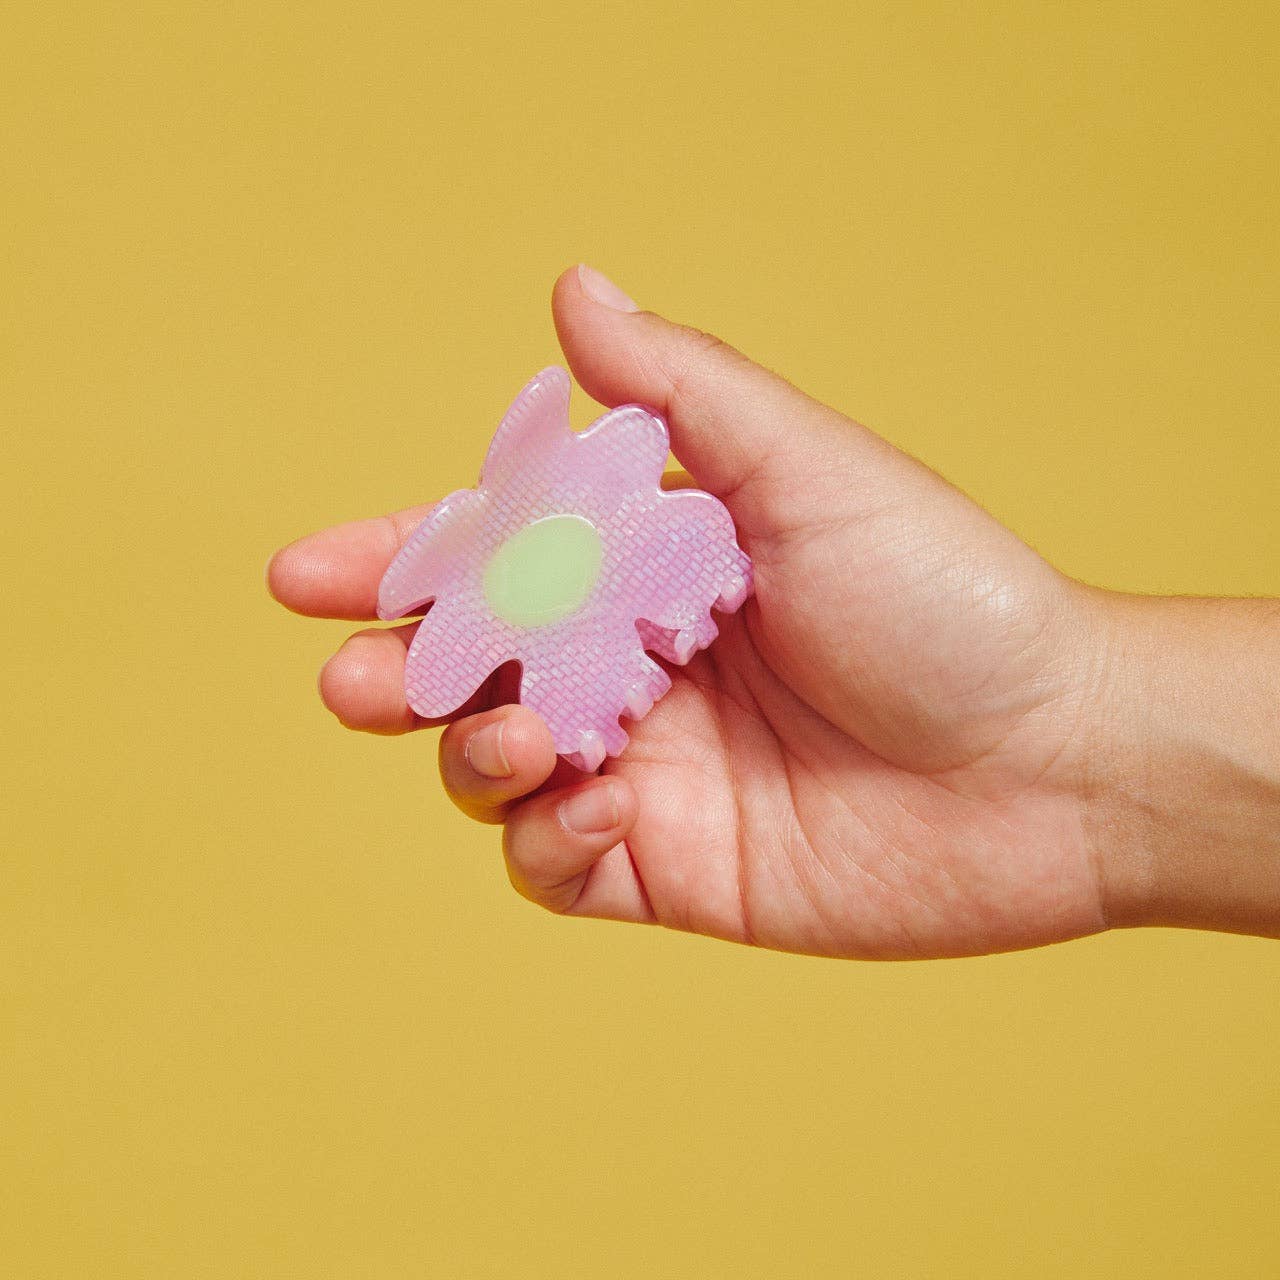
top-left (377, 367), bottom-right (753, 771)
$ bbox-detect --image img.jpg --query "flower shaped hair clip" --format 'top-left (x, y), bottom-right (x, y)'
top-left (378, 367), bottom-right (753, 771)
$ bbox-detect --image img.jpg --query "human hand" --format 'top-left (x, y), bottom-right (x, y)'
top-left (268, 266), bottom-right (1280, 957)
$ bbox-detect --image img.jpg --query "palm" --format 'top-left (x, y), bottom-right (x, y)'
top-left (602, 495), bottom-right (1105, 959)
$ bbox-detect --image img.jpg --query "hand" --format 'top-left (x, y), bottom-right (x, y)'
top-left (268, 265), bottom-right (1280, 957)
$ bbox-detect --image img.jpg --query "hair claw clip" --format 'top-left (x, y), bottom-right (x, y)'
top-left (378, 367), bottom-right (753, 771)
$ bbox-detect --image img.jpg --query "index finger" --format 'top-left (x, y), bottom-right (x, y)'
top-left (266, 504), bottom-right (433, 620)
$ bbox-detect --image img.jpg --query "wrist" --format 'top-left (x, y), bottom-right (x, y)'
top-left (1080, 589), bottom-right (1280, 936)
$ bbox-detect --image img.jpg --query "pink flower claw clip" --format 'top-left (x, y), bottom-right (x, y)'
top-left (377, 367), bottom-right (754, 771)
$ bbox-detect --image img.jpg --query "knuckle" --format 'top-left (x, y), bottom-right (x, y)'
top-left (675, 324), bottom-right (732, 368)
top-left (501, 807), bottom-right (586, 914)
top-left (378, 512), bottom-right (408, 557)
top-left (504, 858), bottom-right (565, 911)
top-left (665, 326), bottom-right (746, 409)
top-left (502, 842), bottom-right (564, 910)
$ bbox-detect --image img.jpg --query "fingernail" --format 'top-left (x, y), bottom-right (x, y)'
top-left (558, 781), bottom-right (620, 835)
top-left (577, 263), bottom-right (640, 313)
top-left (465, 721), bottom-right (512, 779)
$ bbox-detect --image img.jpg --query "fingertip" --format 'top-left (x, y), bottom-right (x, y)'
top-left (555, 775), bottom-right (637, 838)
top-left (265, 541), bottom-right (302, 608)
top-left (267, 530), bottom-right (367, 620)
top-left (550, 263), bottom-right (648, 380)
top-left (440, 704), bottom-right (557, 819)
top-left (550, 265), bottom-right (779, 503)
top-left (463, 703), bottom-right (557, 781)
top-left (494, 703), bottom-right (558, 773)
top-left (503, 775), bottom-right (639, 914)
top-left (550, 263), bottom-right (582, 320)
top-left (265, 512), bottom-right (424, 620)
top-left (318, 628), bottom-right (416, 734)
top-left (551, 264), bottom-right (651, 420)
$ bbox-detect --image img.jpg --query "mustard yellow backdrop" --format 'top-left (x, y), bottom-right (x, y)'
top-left (3, 2), bottom-right (1277, 1276)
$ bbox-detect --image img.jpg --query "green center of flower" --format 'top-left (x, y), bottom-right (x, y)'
top-left (482, 514), bottom-right (603, 628)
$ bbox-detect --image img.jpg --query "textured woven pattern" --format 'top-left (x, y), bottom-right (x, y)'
top-left (378, 367), bottom-right (753, 771)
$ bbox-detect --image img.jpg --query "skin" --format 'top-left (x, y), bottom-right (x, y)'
top-left (267, 265), bottom-right (1280, 959)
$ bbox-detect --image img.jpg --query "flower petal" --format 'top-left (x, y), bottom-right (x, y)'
top-left (619, 489), bottom-right (753, 634)
top-left (570, 405), bottom-right (670, 505)
top-left (402, 593), bottom-right (505, 718)
top-left (378, 488), bottom-right (488, 621)
top-left (479, 366), bottom-right (574, 492)
top-left (519, 626), bottom-right (672, 766)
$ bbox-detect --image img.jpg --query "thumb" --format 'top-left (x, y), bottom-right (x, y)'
top-left (551, 265), bottom-right (913, 533)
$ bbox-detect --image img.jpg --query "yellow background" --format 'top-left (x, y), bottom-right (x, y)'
top-left (3, 1), bottom-right (1278, 1275)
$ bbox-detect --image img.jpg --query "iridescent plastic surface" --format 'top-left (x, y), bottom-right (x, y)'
top-left (378, 367), bottom-right (754, 771)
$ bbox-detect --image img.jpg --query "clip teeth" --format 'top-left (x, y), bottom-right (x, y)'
top-left (625, 682), bottom-right (655, 719)
top-left (715, 572), bottom-right (750, 612)
top-left (571, 729), bottom-right (607, 773)
top-left (672, 615), bottom-right (719, 664)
